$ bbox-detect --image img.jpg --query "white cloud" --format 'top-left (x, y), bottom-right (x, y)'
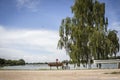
top-left (110, 22), bottom-right (120, 31)
top-left (16, 0), bottom-right (40, 12)
top-left (0, 26), bottom-right (69, 63)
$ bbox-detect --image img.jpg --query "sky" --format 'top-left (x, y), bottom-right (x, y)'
top-left (0, 0), bottom-right (120, 63)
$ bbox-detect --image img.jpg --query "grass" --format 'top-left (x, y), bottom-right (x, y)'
top-left (110, 71), bottom-right (120, 74)
top-left (105, 71), bottom-right (120, 74)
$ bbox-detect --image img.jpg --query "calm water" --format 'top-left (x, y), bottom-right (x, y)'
top-left (0, 63), bottom-right (118, 70)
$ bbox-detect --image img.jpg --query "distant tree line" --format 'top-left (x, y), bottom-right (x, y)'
top-left (0, 58), bottom-right (25, 66)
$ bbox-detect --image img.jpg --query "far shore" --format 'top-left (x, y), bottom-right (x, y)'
top-left (0, 69), bottom-right (120, 80)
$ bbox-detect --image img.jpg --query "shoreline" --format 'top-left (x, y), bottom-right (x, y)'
top-left (0, 67), bottom-right (119, 70)
top-left (0, 69), bottom-right (120, 80)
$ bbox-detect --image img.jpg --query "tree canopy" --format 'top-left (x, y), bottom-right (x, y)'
top-left (0, 58), bottom-right (25, 66)
top-left (58, 0), bottom-right (119, 67)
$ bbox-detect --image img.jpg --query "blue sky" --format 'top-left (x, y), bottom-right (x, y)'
top-left (0, 0), bottom-right (73, 30)
top-left (0, 0), bottom-right (120, 62)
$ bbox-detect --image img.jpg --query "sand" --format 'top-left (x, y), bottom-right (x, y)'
top-left (0, 69), bottom-right (120, 80)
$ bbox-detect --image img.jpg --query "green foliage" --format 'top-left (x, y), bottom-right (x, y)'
top-left (58, 0), bottom-right (119, 67)
top-left (110, 72), bottom-right (120, 74)
top-left (18, 59), bottom-right (25, 65)
top-left (0, 58), bottom-right (5, 66)
top-left (0, 58), bottom-right (25, 66)
top-left (105, 71), bottom-right (120, 74)
top-left (108, 56), bottom-right (120, 59)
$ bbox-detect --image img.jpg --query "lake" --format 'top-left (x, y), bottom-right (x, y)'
top-left (0, 63), bottom-right (118, 70)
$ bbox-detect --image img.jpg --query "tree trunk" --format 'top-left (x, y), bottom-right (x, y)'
top-left (118, 63), bottom-right (120, 69)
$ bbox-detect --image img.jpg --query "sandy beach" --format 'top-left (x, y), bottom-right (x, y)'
top-left (0, 69), bottom-right (120, 80)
